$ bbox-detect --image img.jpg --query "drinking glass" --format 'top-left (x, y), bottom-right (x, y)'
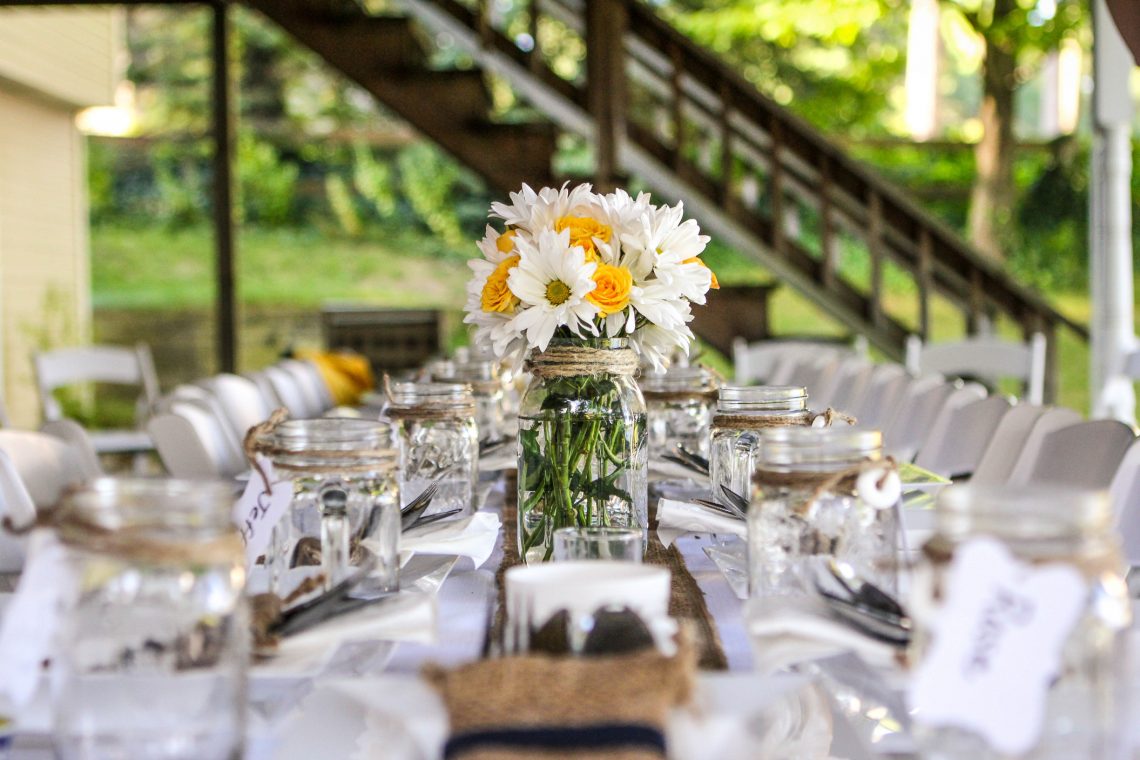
top-left (552, 527), bottom-right (644, 562)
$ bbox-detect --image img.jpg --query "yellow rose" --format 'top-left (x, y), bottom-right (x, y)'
top-left (481, 254), bottom-right (521, 313)
top-left (587, 263), bottom-right (633, 316)
top-left (496, 229), bottom-right (517, 254)
top-left (685, 257), bottom-right (719, 290)
top-left (555, 216), bottom-right (612, 262)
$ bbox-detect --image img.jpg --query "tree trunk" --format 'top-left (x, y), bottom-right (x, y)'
top-left (968, 0), bottom-right (1018, 260)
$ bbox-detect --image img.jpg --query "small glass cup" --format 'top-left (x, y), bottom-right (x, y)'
top-left (552, 527), bottom-right (645, 563)
top-left (434, 359), bottom-right (507, 445)
top-left (709, 385), bottom-right (812, 501)
top-left (749, 426), bottom-right (897, 599)
top-left (52, 478), bottom-right (247, 760)
top-left (387, 381), bottom-right (480, 517)
top-left (258, 418), bottom-right (400, 592)
top-left (641, 365), bottom-right (719, 463)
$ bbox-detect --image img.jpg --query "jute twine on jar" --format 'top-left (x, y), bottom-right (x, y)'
top-left (754, 456), bottom-right (897, 517)
top-left (711, 407), bottom-right (856, 430)
top-left (244, 408), bottom-right (396, 494)
top-left (2, 501), bottom-right (243, 567)
top-left (383, 375), bottom-right (478, 422)
top-left (525, 345), bottom-right (639, 378)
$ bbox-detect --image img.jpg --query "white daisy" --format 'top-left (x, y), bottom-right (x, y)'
top-left (491, 182), bottom-right (596, 234)
top-left (506, 228), bottom-right (600, 351)
top-left (475, 224), bottom-right (520, 264)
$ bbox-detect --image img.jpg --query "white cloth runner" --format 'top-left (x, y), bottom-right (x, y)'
top-left (656, 498), bottom-right (746, 548)
top-left (369, 511), bottom-right (501, 571)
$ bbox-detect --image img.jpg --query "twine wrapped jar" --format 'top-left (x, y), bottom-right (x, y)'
top-left (640, 365), bottom-right (719, 463)
top-left (517, 337), bottom-right (648, 564)
top-left (748, 427), bottom-right (897, 599)
top-left (434, 359), bottom-right (507, 444)
top-left (51, 478), bottom-right (247, 759)
top-left (387, 381), bottom-right (480, 518)
top-left (256, 418), bottom-right (400, 592)
top-left (709, 385), bottom-right (812, 502)
top-left (909, 486), bottom-right (1130, 760)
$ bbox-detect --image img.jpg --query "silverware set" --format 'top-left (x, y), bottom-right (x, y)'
top-left (813, 558), bottom-right (911, 647)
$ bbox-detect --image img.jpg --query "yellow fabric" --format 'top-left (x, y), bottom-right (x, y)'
top-left (295, 349), bottom-right (374, 406)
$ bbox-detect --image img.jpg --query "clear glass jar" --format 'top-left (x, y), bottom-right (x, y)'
top-left (709, 385), bottom-right (811, 501)
top-left (641, 365), bottom-right (719, 463)
top-left (434, 360), bottom-right (506, 444)
top-left (260, 418), bottom-right (399, 591)
top-left (387, 382), bottom-right (480, 517)
top-left (748, 427), bottom-right (896, 598)
top-left (52, 478), bottom-right (247, 760)
top-left (909, 486), bottom-right (1131, 760)
top-left (517, 337), bottom-right (648, 564)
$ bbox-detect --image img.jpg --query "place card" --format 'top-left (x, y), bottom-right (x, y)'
top-left (0, 532), bottom-right (78, 706)
top-left (908, 537), bottom-right (1085, 755)
top-left (233, 455), bottom-right (293, 569)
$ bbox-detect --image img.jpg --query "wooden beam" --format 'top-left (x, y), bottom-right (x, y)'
top-left (585, 0), bottom-right (627, 192)
top-left (212, 0), bottom-right (237, 373)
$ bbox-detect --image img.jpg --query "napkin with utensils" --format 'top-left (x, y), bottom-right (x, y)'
top-left (366, 511), bottom-right (500, 571)
top-left (656, 498), bottom-right (747, 548)
top-left (744, 596), bottom-right (902, 676)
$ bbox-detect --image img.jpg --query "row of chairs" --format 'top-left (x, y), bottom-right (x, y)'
top-left (147, 359), bottom-right (336, 480)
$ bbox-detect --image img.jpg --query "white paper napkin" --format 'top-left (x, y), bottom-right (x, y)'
top-left (649, 458), bottom-right (710, 484)
top-left (744, 597), bottom-right (898, 676)
top-left (656, 498), bottom-right (746, 547)
top-left (369, 512), bottom-right (500, 571)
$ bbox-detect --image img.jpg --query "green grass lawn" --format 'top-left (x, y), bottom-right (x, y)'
top-left (92, 221), bottom-right (1132, 415)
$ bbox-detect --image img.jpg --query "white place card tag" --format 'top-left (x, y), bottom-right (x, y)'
top-left (0, 532), bottom-right (78, 706)
top-left (233, 455), bottom-right (293, 569)
top-left (908, 537), bottom-right (1086, 755)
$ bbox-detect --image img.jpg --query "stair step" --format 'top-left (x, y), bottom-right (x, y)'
top-left (366, 69), bottom-right (491, 124)
top-left (452, 122), bottom-right (557, 191)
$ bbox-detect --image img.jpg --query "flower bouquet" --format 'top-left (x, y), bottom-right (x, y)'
top-left (464, 183), bottom-right (717, 562)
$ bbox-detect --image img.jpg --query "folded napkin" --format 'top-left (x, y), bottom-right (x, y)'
top-left (744, 597), bottom-right (898, 676)
top-left (649, 458), bottom-right (710, 484)
top-left (479, 451), bottom-right (516, 473)
top-left (656, 498), bottom-right (746, 548)
top-left (369, 511), bottom-right (501, 571)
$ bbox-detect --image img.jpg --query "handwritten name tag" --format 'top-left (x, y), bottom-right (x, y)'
top-left (0, 532), bottom-right (78, 706)
top-left (232, 455), bottom-right (293, 569)
top-left (908, 537), bottom-right (1085, 755)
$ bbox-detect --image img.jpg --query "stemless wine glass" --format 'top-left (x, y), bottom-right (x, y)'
top-left (52, 478), bottom-right (247, 760)
top-left (552, 527), bottom-right (644, 562)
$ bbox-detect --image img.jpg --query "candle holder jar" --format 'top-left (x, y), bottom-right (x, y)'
top-left (52, 478), bottom-right (247, 760)
top-left (258, 418), bottom-right (400, 591)
top-left (387, 381), bottom-right (480, 517)
top-left (709, 385), bottom-right (812, 501)
top-left (748, 427), bottom-right (897, 599)
top-left (640, 365), bottom-right (719, 463)
top-left (434, 360), bottom-right (506, 444)
top-left (908, 486), bottom-right (1131, 760)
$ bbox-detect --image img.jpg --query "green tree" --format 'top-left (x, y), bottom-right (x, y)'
top-left (942, 0), bottom-right (1083, 260)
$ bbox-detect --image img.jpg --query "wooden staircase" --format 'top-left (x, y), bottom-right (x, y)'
top-left (243, 0), bottom-right (1084, 398)
top-left (0, 0), bottom-right (1086, 397)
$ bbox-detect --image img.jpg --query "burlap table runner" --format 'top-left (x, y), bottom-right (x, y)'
top-left (492, 473), bottom-right (728, 670)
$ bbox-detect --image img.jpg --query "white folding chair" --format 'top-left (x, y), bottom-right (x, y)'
top-left (1110, 438), bottom-right (1140, 567)
top-left (279, 359), bottom-right (333, 416)
top-left (148, 401), bottom-right (247, 479)
top-left (199, 373), bottom-right (273, 440)
top-left (884, 378), bottom-right (984, 462)
top-left (32, 343), bottom-right (160, 457)
top-left (850, 364), bottom-right (909, 430)
top-left (811, 357), bottom-right (871, 411)
top-left (1006, 419), bottom-right (1135, 490)
top-left (969, 405), bottom-right (1080, 486)
top-left (914, 395), bottom-right (1011, 479)
top-left (905, 332), bottom-right (1046, 405)
top-left (826, 361), bottom-right (877, 416)
top-left (244, 370), bottom-right (287, 414)
top-left (733, 339), bottom-right (851, 385)
top-left (262, 366), bottom-right (310, 418)
top-left (156, 385), bottom-right (247, 468)
top-left (0, 430), bottom-right (95, 571)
